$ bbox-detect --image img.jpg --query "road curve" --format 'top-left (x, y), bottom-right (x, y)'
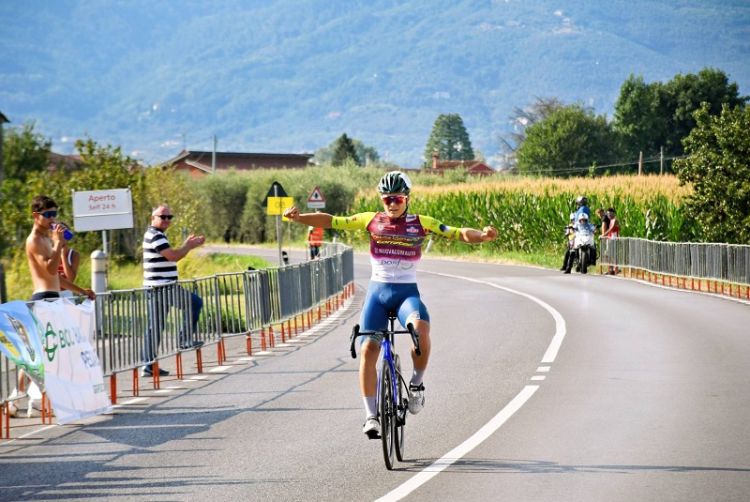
top-left (0, 248), bottom-right (748, 502)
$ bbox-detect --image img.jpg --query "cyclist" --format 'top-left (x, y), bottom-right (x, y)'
top-left (283, 171), bottom-right (497, 438)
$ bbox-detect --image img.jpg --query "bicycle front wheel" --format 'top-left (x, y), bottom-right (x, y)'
top-left (380, 358), bottom-right (395, 470)
top-left (394, 354), bottom-right (406, 461)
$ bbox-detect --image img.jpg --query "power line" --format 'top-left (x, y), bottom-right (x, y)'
top-left (514, 154), bottom-right (686, 176)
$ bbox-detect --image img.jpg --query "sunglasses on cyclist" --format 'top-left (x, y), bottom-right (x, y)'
top-left (157, 214), bottom-right (174, 220)
top-left (381, 195), bottom-right (407, 205)
top-left (38, 210), bottom-right (58, 219)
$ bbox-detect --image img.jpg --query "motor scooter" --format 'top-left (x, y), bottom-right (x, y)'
top-left (573, 226), bottom-right (597, 274)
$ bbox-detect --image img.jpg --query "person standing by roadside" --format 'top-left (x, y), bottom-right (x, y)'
top-left (55, 221), bottom-right (81, 298)
top-left (602, 207), bottom-right (621, 275)
top-left (20, 195), bottom-right (93, 419)
top-left (595, 208), bottom-right (610, 236)
top-left (307, 225), bottom-right (324, 259)
top-left (25, 195), bottom-right (95, 301)
top-left (141, 204), bottom-right (205, 377)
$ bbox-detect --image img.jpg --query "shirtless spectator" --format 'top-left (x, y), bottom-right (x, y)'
top-left (25, 195), bottom-right (95, 301)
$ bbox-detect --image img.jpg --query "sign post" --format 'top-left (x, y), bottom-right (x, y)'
top-left (72, 188), bottom-right (134, 291)
top-left (263, 181), bottom-right (292, 266)
top-left (306, 186), bottom-right (326, 209)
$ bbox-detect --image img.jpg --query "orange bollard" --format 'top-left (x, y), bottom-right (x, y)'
top-left (280, 322), bottom-right (286, 344)
top-left (294, 316), bottom-right (299, 336)
top-left (176, 353), bottom-right (184, 380)
top-left (3, 402), bottom-right (9, 439)
top-left (152, 361), bottom-right (161, 390)
top-left (110, 374), bottom-right (118, 405)
top-left (41, 393), bottom-right (50, 425)
top-left (196, 347), bottom-right (204, 373)
top-left (246, 334), bottom-right (253, 355)
top-left (269, 325), bottom-right (275, 348)
top-left (261, 328), bottom-right (267, 351)
top-left (132, 368), bottom-right (140, 397)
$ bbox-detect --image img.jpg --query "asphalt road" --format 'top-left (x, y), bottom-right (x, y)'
top-left (1, 247), bottom-right (748, 501)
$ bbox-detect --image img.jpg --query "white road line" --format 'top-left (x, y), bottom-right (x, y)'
top-left (537, 366), bottom-right (551, 372)
top-left (376, 385), bottom-right (539, 502)
top-left (1, 424), bottom-right (58, 444)
top-left (375, 271), bottom-right (568, 501)
top-left (531, 375), bottom-right (546, 381)
top-left (115, 397), bottom-right (148, 406)
top-left (209, 365), bottom-right (232, 373)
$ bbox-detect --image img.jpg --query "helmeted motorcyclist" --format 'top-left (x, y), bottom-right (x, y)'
top-left (574, 195), bottom-right (591, 222)
top-left (560, 212), bottom-right (576, 271)
top-left (564, 212), bottom-right (596, 274)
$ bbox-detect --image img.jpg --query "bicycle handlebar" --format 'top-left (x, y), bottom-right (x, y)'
top-left (349, 323), bottom-right (421, 359)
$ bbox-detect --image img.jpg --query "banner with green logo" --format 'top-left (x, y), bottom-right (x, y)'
top-left (31, 298), bottom-right (111, 424)
top-left (0, 300), bottom-right (45, 384)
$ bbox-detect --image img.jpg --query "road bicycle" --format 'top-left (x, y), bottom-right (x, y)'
top-left (350, 313), bottom-right (421, 470)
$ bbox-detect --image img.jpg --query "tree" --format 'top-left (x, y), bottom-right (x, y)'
top-left (614, 68), bottom-right (748, 162)
top-left (499, 97), bottom-right (564, 169)
top-left (2, 122), bottom-right (51, 182)
top-left (614, 75), bottom-right (666, 159)
top-left (674, 104), bottom-right (750, 244)
top-left (314, 136), bottom-right (379, 166)
top-left (516, 104), bottom-right (619, 177)
top-left (331, 133), bottom-right (360, 166)
top-left (423, 113), bottom-right (474, 166)
top-left (662, 68), bottom-right (747, 156)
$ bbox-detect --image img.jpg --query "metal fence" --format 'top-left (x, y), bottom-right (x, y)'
top-left (599, 237), bottom-right (750, 289)
top-left (1, 243), bottom-right (354, 427)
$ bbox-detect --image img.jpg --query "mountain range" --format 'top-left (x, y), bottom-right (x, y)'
top-left (1, 0), bottom-right (749, 168)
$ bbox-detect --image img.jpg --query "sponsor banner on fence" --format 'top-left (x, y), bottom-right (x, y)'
top-left (0, 300), bottom-right (46, 384)
top-left (32, 299), bottom-right (112, 424)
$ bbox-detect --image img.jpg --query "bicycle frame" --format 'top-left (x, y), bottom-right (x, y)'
top-left (350, 314), bottom-right (420, 469)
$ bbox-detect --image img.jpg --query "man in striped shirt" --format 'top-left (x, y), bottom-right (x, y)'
top-left (142, 204), bottom-right (205, 377)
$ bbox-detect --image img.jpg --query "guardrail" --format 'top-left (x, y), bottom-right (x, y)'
top-left (598, 237), bottom-right (750, 299)
top-left (1, 243), bottom-right (354, 435)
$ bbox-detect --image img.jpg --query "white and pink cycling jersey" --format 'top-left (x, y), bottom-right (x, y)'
top-left (332, 211), bottom-right (461, 283)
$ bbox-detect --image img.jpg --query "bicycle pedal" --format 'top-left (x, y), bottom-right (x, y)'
top-left (366, 430), bottom-right (381, 440)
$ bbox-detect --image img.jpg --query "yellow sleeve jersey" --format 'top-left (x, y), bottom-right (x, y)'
top-left (332, 212), bottom-right (461, 283)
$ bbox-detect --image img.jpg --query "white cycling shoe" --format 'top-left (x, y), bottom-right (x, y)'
top-left (363, 416), bottom-right (380, 439)
top-left (408, 383), bottom-right (425, 415)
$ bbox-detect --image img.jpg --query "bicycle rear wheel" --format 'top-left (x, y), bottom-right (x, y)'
top-left (380, 359), bottom-right (395, 470)
top-left (394, 355), bottom-right (406, 461)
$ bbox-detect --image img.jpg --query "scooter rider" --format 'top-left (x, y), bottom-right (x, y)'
top-left (564, 212), bottom-right (596, 274)
top-left (561, 212), bottom-right (576, 271)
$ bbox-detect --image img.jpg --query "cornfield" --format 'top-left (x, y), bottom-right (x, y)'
top-left (348, 174), bottom-right (694, 255)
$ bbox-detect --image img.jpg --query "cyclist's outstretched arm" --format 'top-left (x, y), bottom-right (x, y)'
top-left (283, 206), bottom-right (334, 228)
top-left (459, 225), bottom-right (498, 244)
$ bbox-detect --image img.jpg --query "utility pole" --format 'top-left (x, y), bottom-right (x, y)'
top-left (211, 135), bottom-right (217, 174)
top-left (660, 147), bottom-right (664, 175)
top-left (638, 151), bottom-right (643, 176)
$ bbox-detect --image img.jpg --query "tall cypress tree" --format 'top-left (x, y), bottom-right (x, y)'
top-left (331, 133), bottom-right (360, 166)
top-left (423, 113), bottom-right (474, 166)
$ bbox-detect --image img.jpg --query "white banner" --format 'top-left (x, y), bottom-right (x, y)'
top-left (32, 299), bottom-right (112, 424)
